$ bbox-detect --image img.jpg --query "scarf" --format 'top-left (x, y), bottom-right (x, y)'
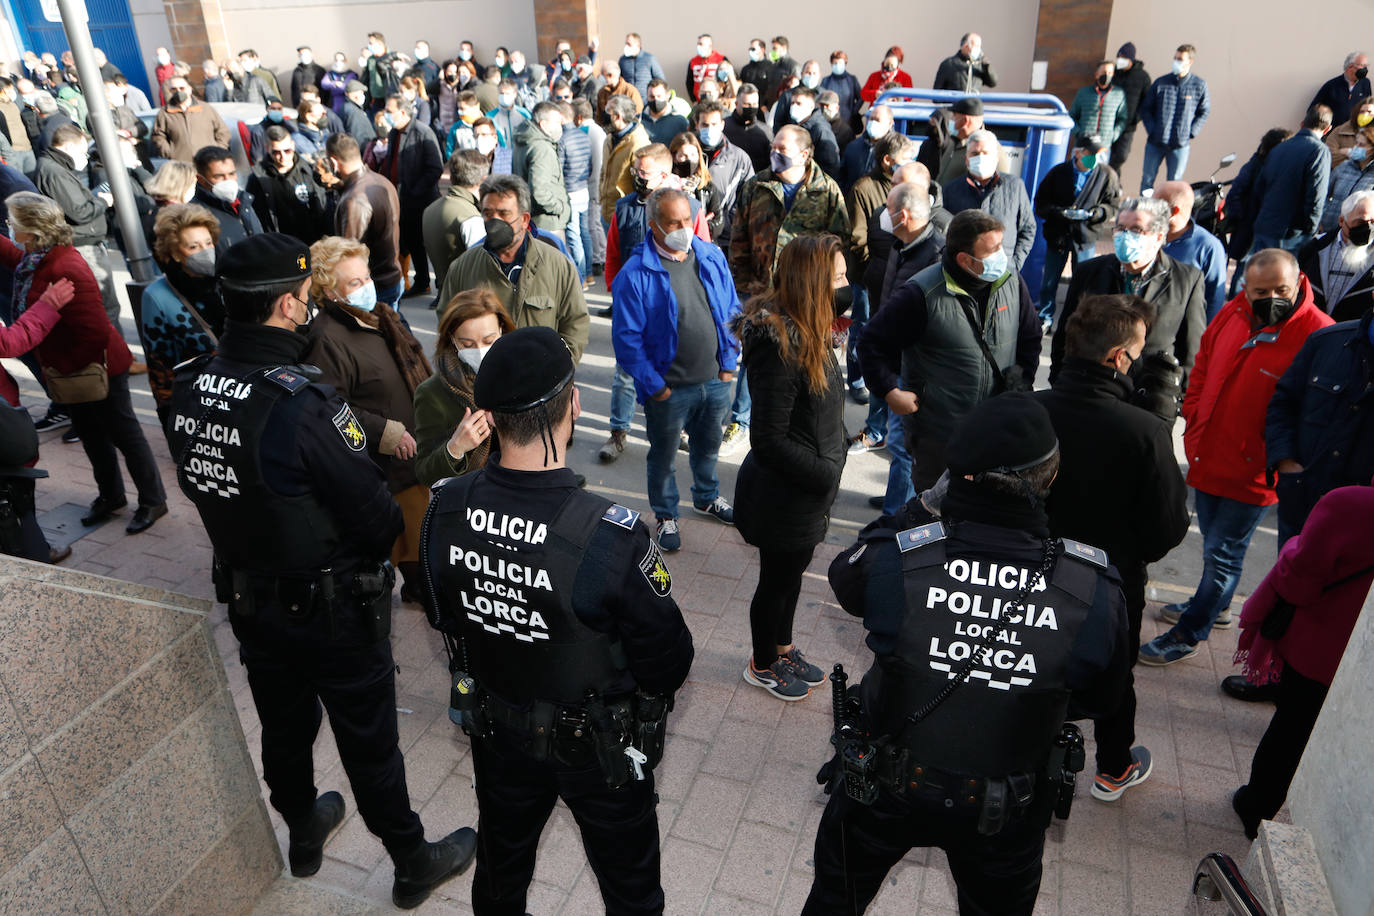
top-left (11, 247), bottom-right (49, 319)
top-left (941, 475), bottom-right (1052, 538)
top-left (332, 299), bottom-right (433, 396)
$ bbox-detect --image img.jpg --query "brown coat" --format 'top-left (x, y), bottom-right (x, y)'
top-left (303, 302), bottom-right (429, 492)
top-left (151, 104), bottom-right (230, 162)
top-left (335, 167), bottom-right (402, 289)
top-left (600, 121), bottom-right (650, 223)
top-left (596, 80), bottom-right (643, 122)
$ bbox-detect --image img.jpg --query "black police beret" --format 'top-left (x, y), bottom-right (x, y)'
top-left (952, 97), bottom-right (984, 116)
top-left (474, 326), bottom-right (574, 412)
top-left (217, 233), bottom-right (311, 289)
top-left (946, 393), bottom-right (1058, 476)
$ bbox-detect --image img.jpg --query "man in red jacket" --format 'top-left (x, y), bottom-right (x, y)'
top-left (1139, 249), bottom-right (1333, 665)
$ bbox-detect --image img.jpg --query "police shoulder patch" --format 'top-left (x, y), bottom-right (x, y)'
top-left (332, 403), bottom-right (367, 452)
top-left (263, 365), bottom-right (311, 394)
top-left (602, 503), bottom-right (641, 530)
top-left (1060, 538), bottom-right (1109, 569)
top-left (896, 521), bottom-right (946, 553)
top-left (638, 541), bottom-right (672, 597)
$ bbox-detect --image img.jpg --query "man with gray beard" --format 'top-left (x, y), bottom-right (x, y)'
top-left (1298, 189), bottom-right (1374, 321)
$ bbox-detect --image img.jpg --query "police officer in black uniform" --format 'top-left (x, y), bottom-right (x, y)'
top-left (421, 326), bottom-right (694, 915)
top-left (165, 233), bottom-right (476, 910)
top-left (802, 393), bottom-right (1132, 916)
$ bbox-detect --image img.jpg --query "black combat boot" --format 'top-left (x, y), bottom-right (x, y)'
top-left (391, 827), bottom-right (478, 909)
top-left (286, 791), bottom-right (346, 877)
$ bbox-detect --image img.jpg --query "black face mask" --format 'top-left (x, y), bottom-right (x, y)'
top-left (632, 174), bottom-right (653, 196)
top-left (1358, 66), bottom-right (1370, 81)
top-left (1250, 295), bottom-right (1297, 327)
top-left (169, 89), bottom-right (188, 107)
top-left (833, 283), bottom-right (854, 317)
top-left (647, 98), bottom-right (667, 114)
top-left (1349, 221), bottom-right (1373, 247)
top-left (738, 105), bottom-right (759, 123)
top-left (671, 160), bottom-right (694, 178)
top-left (483, 216), bottom-right (516, 252)
top-left (1096, 75), bottom-right (1111, 88)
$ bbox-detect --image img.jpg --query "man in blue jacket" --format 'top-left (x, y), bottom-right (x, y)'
top-left (611, 187), bottom-right (742, 553)
top-left (1250, 105), bottom-right (1334, 255)
top-left (1137, 44), bottom-right (1210, 192)
top-left (619, 33), bottom-right (665, 102)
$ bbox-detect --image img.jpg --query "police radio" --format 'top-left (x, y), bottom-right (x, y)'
top-left (830, 664), bottom-right (878, 805)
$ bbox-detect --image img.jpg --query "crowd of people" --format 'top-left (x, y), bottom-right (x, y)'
top-left (1, 26), bottom-right (1373, 916)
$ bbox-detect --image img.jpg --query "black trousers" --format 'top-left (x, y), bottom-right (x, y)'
top-left (398, 204), bottom-right (431, 291)
top-left (64, 371), bottom-right (165, 508)
top-left (802, 784), bottom-right (1054, 916)
top-left (1233, 664), bottom-right (1328, 838)
top-left (470, 729), bottom-right (663, 915)
top-left (1093, 562), bottom-right (1145, 775)
top-left (0, 478), bottom-right (50, 561)
top-left (749, 545), bottom-right (815, 669)
top-left (900, 416), bottom-right (948, 493)
top-left (231, 593), bottom-right (425, 856)
top-left (1109, 126), bottom-right (1137, 172)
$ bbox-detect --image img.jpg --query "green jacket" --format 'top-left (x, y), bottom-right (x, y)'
top-left (422, 185), bottom-right (483, 294)
top-left (512, 119), bottom-right (570, 230)
top-left (412, 353), bottom-right (493, 488)
top-left (729, 160), bottom-right (850, 295)
top-left (1068, 84), bottom-right (1127, 144)
top-left (437, 237), bottom-right (590, 363)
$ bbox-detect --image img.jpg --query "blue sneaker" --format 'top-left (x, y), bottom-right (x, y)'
top-left (693, 496), bottom-right (735, 525)
top-left (778, 647), bottom-right (825, 686)
top-left (656, 517), bottom-right (681, 552)
top-left (1091, 746), bottom-right (1153, 802)
top-left (1138, 630), bottom-right (1199, 666)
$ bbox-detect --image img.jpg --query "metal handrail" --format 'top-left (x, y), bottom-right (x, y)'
top-left (1192, 853), bottom-right (1268, 915)
top-left (874, 88), bottom-right (1071, 115)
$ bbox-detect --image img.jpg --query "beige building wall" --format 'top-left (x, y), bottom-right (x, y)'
top-left (216, 0), bottom-right (537, 87)
top-left (1106, 0), bottom-right (1367, 193)
top-left (594, 0), bottom-right (1038, 108)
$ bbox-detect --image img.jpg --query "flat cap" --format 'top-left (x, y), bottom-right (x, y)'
top-left (344, 79), bottom-right (367, 94)
top-left (946, 393), bottom-right (1058, 476)
top-left (217, 233), bottom-right (311, 288)
top-left (474, 326), bottom-right (574, 412)
top-left (951, 96), bottom-right (983, 116)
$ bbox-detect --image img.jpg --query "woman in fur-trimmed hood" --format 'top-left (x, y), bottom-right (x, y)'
top-left (733, 233), bottom-right (850, 701)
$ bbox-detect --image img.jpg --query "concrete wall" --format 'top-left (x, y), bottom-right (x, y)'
top-left (217, 0), bottom-right (536, 88)
top-left (1287, 587), bottom-right (1374, 916)
top-left (593, 0), bottom-right (1038, 107)
top-left (1105, 1), bottom-right (1368, 193)
top-left (0, 556), bottom-right (281, 914)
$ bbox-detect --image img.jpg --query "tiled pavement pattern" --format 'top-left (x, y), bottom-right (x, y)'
top-left (12, 281), bottom-right (1276, 914)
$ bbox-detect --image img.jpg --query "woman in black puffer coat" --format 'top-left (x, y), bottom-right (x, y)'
top-left (732, 233), bottom-right (849, 702)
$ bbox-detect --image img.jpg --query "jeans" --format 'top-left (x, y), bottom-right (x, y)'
top-left (729, 367), bottom-right (751, 427)
top-left (1038, 242), bottom-right (1096, 320)
top-left (883, 405), bottom-right (914, 515)
top-left (1140, 141), bottom-right (1190, 192)
top-left (845, 284), bottom-right (870, 387)
top-left (377, 280), bottom-right (403, 308)
top-left (566, 188), bottom-right (590, 279)
top-left (590, 200), bottom-right (607, 264)
top-left (642, 378), bottom-right (731, 519)
top-left (1172, 490), bottom-right (1269, 644)
top-left (609, 365), bottom-right (636, 431)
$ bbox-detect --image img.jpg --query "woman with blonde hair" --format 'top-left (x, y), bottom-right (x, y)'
top-left (732, 233), bottom-right (851, 700)
top-left (140, 160), bottom-right (196, 262)
top-left (302, 236), bottom-right (433, 603)
top-left (1, 191), bottom-right (167, 533)
top-left (399, 75), bottom-right (432, 126)
top-left (139, 203), bottom-right (222, 420)
top-left (412, 288), bottom-right (514, 487)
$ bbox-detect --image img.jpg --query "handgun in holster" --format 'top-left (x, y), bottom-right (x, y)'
top-left (585, 691), bottom-right (633, 789)
top-left (633, 691), bottom-right (670, 770)
top-left (353, 561), bottom-right (395, 641)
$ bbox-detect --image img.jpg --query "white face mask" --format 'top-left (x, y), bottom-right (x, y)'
top-left (1172, 58), bottom-right (1188, 76)
top-left (477, 135), bottom-right (498, 155)
top-left (65, 147), bottom-right (89, 171)
top-left (623, 45), bottom-right (638, 58)
top-left (967, 152), bottom-right (997, 179)
top-left (1115, 57), bottom-right (1130, 70)
top-left (879, 208), bottom-right (895, 234)
top-left (659, 225), bottom-right (693, 252)
top-left (414, 47), bottom-right (428, 61)
top-left (299, 51), bottom-right (313, 66)
top-left (789, 103), bottom-right (809, 123)
top-left (866, 119), bottom-right (889, 140)
top-left (157, 52), bottom-right (171, 66)
top-left (211, 178), bottom-right (240, 202)
top-left (749, 48), bottom-right (763, 63)
top-left (457, 344), bottom-right (491, 373)
top-left (968, 46), bottom-right (983, 61)
top-left (696, 44), bottom-right (709, 58)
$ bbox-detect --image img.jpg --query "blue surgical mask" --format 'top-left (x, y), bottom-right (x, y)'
top-left (973, 248), bottom-right (1008, 281)
top-left (801, 74), bottom-right (819, 89)
top-left (1113, 230), bottom-right (1154, 264)
top-left (346, 280), bottom-right (377, 312)
top-left (1350, 145), bottom-right (1369, 163)
top-left (698, 125), bottom-right (723, 148)
top-left (266, 109), bottom-right (284, 123)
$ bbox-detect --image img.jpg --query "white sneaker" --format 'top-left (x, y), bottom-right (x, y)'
top-left (718, 422), bottom-right (747, 457)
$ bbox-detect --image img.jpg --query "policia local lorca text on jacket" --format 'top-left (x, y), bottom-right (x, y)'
top-left (801, 393), bottom-right (1131, 916)
top-left (421, 326), bottom-right (694, 914)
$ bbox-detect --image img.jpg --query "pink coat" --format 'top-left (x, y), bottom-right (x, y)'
top-left (0, 299), bottom-right (61, 406)
top-left (1238, 481), bottom-right (1374, 685)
